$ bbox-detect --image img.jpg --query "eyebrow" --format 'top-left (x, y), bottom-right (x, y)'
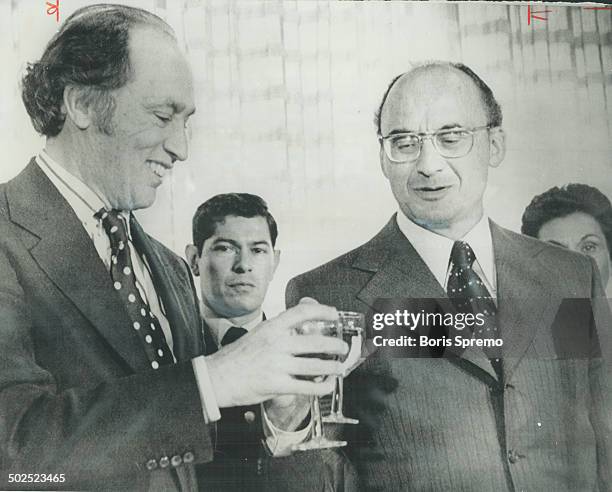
top-left (144, 98), bottom-right (196, 117)
top-left (212, 238), bottom-right (271, 247)
top-left (384, 123), bottom-right (466, 136)
top-left (580, 234), bottom-right (602, 242)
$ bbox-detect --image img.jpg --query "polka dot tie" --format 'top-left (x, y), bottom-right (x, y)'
top-left (95, 209), bottom-right (173, 370)
top-left (447, 241), bottom-right (502, 376)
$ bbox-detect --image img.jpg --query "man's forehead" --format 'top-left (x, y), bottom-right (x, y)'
top-left (126, 26), bottom-right (195, 109)
top-left (381, 66), bottom-right (485, 129)
top-left (211, 216), bottom-right (272, 242)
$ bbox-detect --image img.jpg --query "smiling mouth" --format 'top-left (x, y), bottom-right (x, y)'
top-left (146, 160), bottom-right (170, 179)
top-left (412, 185), bottom-right (452, 200)
top-left (416, 185), bottom-right (448, 192)
top-left (228, 282), bottom-right (255, 289)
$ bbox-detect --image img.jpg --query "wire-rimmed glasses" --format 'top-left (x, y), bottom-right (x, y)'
top-left (379, 125), bottom-right (491, 163)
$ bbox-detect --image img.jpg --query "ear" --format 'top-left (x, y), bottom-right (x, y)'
top-left (272, 249), bottom-right (281, 274)
top-left (184, 244), bottom-right (200, 276)
top-left (62, 85), bottom-right (95, 131)
top-left (488, 127), bottom-right (506, 169)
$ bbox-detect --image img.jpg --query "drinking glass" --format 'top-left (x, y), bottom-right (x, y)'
top-left (323, 312), bottom-right (365, 424)
top-left (291, 319), bottom-right (347, 451)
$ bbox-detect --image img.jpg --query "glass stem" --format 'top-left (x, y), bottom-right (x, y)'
top-left (330, 376), bottom-right (341, 415)
top-left (337, 376), bottom-right (344, 415)
top-left (311, 396), bottom-right (324, 439)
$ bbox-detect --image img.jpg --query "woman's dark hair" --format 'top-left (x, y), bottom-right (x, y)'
top-left (21, 4), bottom-right (174, 137)
top-left (521, 183), bottom-right (612, 260)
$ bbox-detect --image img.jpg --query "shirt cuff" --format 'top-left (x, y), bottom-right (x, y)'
top-left (261, 403), bottom-right (311, 456)
top-left (192, 356), bottom-right (222, 423)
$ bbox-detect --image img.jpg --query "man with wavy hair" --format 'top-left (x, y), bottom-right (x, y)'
top-left (0, 5), bottom-right (346, 490)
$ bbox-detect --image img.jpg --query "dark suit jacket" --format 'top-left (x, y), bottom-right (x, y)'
top-left (287, 215), bottom-right (612, 492)
top-left (0, 160), bottom-right (256, 490)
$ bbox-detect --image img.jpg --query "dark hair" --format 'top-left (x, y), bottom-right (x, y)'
top-left (521, 184), bottom-right (612, 260)
top-left (374, 61), bottom-right (503, 136)
top-left (192, 193), bottom-right (279, 254)
top-left (21, 4), bottom-right (175, 137)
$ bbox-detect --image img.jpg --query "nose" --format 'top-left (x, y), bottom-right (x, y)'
top-left (414, 138), bottom-right (445, 177)
top-left (163, 120), bottom-right (189, 162)
top-left (233, 250), bottom-right (253, 274)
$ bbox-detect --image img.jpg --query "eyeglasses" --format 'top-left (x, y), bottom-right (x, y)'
top-left (379, 125), bottom-right (492, 163)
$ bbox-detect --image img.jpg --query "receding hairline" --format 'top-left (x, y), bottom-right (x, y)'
top-left (381, 65), bottom-right (487, 122)
top-left (376, 61), bottom-right (498, 134)
top-left (64, 4), bottom-right (176, 37)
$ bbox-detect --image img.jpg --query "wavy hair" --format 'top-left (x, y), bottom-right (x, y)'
top-left (21, 4), bottom-right (174, 136)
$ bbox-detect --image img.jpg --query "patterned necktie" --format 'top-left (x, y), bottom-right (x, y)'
top-left (95, 209), bottom-right (173, 370)
top-left (447, 241), bottom-right (502, 376)
top-left (221, 326), bottom-right (248, 347)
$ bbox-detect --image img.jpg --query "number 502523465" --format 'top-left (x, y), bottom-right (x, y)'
top-left (7, 473), bottom-right (65, 483)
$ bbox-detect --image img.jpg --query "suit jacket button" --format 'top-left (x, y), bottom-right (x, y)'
top-left (244, 411), bottom-right (256, 423)
top-left (159, 456), bottom-right (170, 468)
top-left (507, 449), bottom-right (523, 464)
top-left (146, 459), bottom-right (158, 471)
top-left (183, 451), bottom-right (195, 464)
top-left (256, 457), bottom-right (264, 475)
top-left (171, 455), bottom-right (182, 467)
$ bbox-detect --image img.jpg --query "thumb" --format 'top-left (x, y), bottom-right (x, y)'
top-left (298, 297), bottom-right (319, 305)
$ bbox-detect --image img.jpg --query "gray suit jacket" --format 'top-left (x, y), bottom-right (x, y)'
top-left (287, 215), bottom-right (612, 492)
top-left (0, 160), bottom-right (255, 490)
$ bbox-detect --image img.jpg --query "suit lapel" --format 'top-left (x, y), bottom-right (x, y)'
top-left (491, 222), bottom-right (559, 381)
top-left (355, 217), bottom-right (447, 306)
top-left (7, 161), bottom-right (150, 372)
top-left (130, 216), bottom-right (203, 362)
top-left (354, 216), bottom-right (506, 380)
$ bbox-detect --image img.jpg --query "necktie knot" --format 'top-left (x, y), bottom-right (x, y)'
top-left (95, 208), bottom-right (128, 246)
top-left (221, 326), bottom-right (248, 346)
top-left (450, 241), bottom-right (476, 270)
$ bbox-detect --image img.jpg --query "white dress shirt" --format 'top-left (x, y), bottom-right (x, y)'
top-left (396, 211), bottom-right (497, 296)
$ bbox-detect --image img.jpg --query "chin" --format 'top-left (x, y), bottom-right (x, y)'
top-left (129, 192), bottom-right (157, 211)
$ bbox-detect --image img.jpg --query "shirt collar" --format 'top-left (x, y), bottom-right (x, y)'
top-left (36, 149), bottom-right (132, 236)
top-left (203, 306), bottom-right (264, 348)
top-left (395, 211), bottom-right (495, 288)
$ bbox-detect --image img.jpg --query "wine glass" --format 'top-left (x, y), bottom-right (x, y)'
top-left (291, 320), bottom-right (348, 451)
top-left (323, 311), bottom-right (365, 424)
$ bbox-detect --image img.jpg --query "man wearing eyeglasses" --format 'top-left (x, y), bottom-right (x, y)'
top-left (287, 61), bottom-right (612, 491)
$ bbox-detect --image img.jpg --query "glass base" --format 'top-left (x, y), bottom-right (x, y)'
top-left (323, 414), bottom-right (359, 425)
top-left (292, 437), bottom-right (347, 452)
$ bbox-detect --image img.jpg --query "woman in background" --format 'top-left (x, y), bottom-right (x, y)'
top-left (521, 183), bottom-right (612, 291)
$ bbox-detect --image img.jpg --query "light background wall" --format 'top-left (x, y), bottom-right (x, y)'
top-left (1, 0), bottom-right (611, 314)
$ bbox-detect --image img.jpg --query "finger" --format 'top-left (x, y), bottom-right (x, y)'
top-left (298, 297), bottom-right (319, 305)
top-left (286, 378), bottom-right (337, 397)
top-left (272, 303), bottom-right (339, 331)
top-left (286, 335), bottom-right (348, 356)
top-left (289, 357), bottom-right (344, 376)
